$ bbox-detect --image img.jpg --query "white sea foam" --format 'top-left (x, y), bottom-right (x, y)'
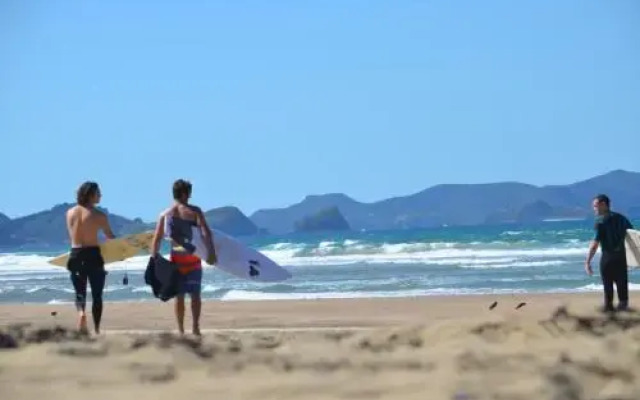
top-left (574, 283), bottom-right (640, 292)
top-left (220, 287), bottom-right (531, 301)
top-left (0, 254), bottom-right (63, 273)
top-left (0, 239), bottom-right (589, 274)
top-left (261, 247), bottom-right (585, 267)
top-left (14, 283), bottom-right (640, 304)
top-left (459, 260), bottom-right (570, 269)
top-left (0, 253), bottom-right (165, 274)
top-left (501, 231), bottom-right (524, 236)
top-left (47, 299), bottom-right (73, 305)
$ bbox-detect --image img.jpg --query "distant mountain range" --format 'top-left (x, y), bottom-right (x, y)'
top-left (250, 169), bottom-right (640, 234)
top-left (0, 204), bottom-right (150, 249)
top-left (1, 169), bottom-right (639, 247)
top-left (0, 204), bottom-right (258, 249)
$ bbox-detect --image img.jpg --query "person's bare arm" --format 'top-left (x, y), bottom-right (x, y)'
top-left (195, 207), bottom-right (217, 264)
top-left (65, 209), bottom-right (73, 239)
top-left (150, 214), bottom-right (165, 257)
top-left (585, 240), bottom-right (598, 276)
top-left (99, 212), bottom-right (116, 240)
top-left (585, 223), bottom-right (602, 276)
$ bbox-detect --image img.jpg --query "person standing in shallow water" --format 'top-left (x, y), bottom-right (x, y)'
top-left (585, 194), bottom-right (634, 312)
top-left (65, 181), bottom-right (116, 334)
top-left (150, 179), bottom-right (217, 336)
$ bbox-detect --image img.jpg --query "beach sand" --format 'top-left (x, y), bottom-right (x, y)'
top-left (2, 293), bottom-right (640, 399)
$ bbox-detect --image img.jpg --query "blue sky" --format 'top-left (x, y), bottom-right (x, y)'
top-left (1, 0), bottom-right (638, 220)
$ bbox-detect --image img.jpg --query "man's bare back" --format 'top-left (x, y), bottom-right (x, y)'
top-left (165, 203), bottom-right (198, 223)
top-left (163, 203), bottom-right (211, 244)
top-left (66, 205), bottom-right (115, 248)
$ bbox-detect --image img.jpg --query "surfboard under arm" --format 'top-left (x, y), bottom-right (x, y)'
top-left (48, 231), bottom-right (155, 267)
top-left (626, 229), bottom-right (640, 269)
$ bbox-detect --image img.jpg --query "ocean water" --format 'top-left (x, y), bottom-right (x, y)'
top-left (1, 220), bottom-right (638, 304)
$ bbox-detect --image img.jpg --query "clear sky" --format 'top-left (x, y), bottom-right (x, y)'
top-left (1, 0), bottom-right (639, 221)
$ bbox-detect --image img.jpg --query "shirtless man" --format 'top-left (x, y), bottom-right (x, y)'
top-left (150, 179), bottom-right (216, 336)
top-left (66, 181), bottom-right (115, 334)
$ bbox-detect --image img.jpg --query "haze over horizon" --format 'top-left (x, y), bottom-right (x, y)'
top-left (2, 1), bottom-right (638, 220)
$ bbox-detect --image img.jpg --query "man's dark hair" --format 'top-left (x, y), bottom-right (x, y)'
top-left (77, 181), bottom-right (100, 206)
top-left (594, 194), bottom-right (610, 207)
top-left (173, 179), bottom-right (192, 201)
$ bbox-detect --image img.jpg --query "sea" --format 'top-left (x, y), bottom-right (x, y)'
top-left (1, 219), bottom-right (638, 305)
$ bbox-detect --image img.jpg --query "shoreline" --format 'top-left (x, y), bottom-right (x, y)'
top-left (0, 292), bottom-right (611, 331)
top-left (0, 285), bottom-right (619, 306)
top-left (0, 288), bottom-right (609, 304)
top-left (0, 289), bottom-right (611, 306)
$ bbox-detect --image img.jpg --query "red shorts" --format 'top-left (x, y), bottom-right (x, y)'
top-left (170, 252), bottom-right (202, 275)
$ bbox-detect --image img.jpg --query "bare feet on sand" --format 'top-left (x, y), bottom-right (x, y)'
top-left (77, 314), bottom-right (89, 334)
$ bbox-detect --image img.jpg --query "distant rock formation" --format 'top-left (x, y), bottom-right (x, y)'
top-left (251, 193), bottom-right (361, 235)
top-left (294, 207), bottom-right (351, 233)
top-left (0, 213), bottom-right (9, 226)
top-left (204, 206), bottom-right (258, 236)
top-left (516, 200), bottom-right (555, 223)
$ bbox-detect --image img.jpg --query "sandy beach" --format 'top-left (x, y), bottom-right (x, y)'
top-left (2, 293), bottom-right (640, 399)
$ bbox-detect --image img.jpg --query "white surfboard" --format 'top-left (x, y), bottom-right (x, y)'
top-left (168, 225), bottom-right (292, 283)
top-left (626, 229), bottom-right (640, 269)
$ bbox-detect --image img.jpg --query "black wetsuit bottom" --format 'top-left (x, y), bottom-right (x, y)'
top-left (600, 251), bottom-right (629, 309)
top-left (67, 247), bottom-right (106, 331)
